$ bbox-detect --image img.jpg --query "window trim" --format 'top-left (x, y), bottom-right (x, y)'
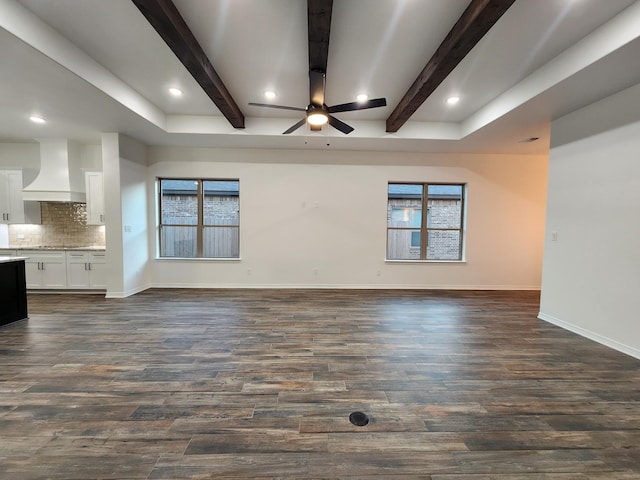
top-left (158, 178), bottom-right (240, 259)
top-left (387, 182), bottom-right (465, 262)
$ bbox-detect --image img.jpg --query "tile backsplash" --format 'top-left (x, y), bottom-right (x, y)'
top-left (8, 202), bottom-right (105, 248)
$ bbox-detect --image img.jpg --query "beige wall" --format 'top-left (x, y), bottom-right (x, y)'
top-left (146, 147), bottom-right (548, 290)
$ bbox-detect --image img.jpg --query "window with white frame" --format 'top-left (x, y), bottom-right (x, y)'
top-left (158, 178), bottom-right (239, 258)
top-left (387, 183), bottom-right (464, 261)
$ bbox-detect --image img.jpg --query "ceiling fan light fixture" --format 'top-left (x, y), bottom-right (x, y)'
top-left (307, 111), bottom-right (328, 126)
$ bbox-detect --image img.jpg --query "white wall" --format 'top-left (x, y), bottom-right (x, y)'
top-left (147, 147), bottom-right (547, 290)
top-left (103, 133), bottom-right (150, 298)
top-left (540, 82), bottom-right (640, 359)
top-left (102, 133), bottom-right (124, 296)
top-left (0, 142), bottom-right (40, 184)
top-left (119, 135), bottom-right (150, 296)
top-left (0, 142), bottom-right (102, 184)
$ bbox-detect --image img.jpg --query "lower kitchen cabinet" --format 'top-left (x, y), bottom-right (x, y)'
top-left (66, 251), bottom-right (106, 289)
top-left (21, 250), bottom-right (67, 289)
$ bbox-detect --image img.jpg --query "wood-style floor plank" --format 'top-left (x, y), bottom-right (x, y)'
top-left (0, 288), bottom-right (639, 479)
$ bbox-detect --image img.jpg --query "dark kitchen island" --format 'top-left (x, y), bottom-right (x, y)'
top-left (0, 256), bottom-right (28, 327)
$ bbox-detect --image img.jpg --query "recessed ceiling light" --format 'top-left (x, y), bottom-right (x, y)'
top-left (169, 87), bottom-right (183, 96)
top-left (446, 96), bottom-right (460, 105)
top-left (356, 93), bottom-right (368, 102)
top-left (264, 90), bottom-right (276, 99)
top-left (29, 115), bottom-right (46, 124)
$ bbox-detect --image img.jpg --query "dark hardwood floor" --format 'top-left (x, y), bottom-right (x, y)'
top-left (1, 289), bottom-right (639, 479)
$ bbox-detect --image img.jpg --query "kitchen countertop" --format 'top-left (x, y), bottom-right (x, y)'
top-left (0, 256), bottom-right (29, 264)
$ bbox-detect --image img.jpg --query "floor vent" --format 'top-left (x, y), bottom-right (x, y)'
top-left (349, 411), bottom-right (369, 426)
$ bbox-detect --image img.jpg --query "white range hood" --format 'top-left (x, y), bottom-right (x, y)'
top-left (23, 140), bottom-right (86, 202)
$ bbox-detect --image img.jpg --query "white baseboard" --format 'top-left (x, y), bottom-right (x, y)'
top-left (149, 283), bottom-right (541, 290)
top-left (105, 283), bottom-right (151, 299)
top-left (107, 282), bottom-right (539, 297)
top-left (538, 312), bottom-right (640, 360)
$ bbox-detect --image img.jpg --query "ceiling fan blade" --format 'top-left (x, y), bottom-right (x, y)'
top-left (309, 69), bottom-right (325, 106)
top-left (283, 118), bottom-right (307, 135)
top-left (249, 102), bottom-right (306, 112)
top-left (328, 115), bottom-right (354, 135)
top-left (327, 97), bottom-right (387, 113)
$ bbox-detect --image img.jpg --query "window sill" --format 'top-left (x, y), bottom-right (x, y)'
top-left (155, 257), bottom-right (241, 262)
top-left (385, 259), bottom-right (466, 264)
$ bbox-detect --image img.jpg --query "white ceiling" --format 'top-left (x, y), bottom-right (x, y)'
top-left (1, 0), bottom-right (639, 154)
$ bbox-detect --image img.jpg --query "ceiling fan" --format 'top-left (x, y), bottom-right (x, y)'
top-left (249, 69), bottom-right (386, 135)
top-left (249, 0), bottom-right (386, 135)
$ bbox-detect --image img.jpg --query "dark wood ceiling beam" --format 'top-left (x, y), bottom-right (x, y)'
top-left (132, 0), bottom-right (244, 128)
top-left (386, 0), bottom-right (516, 133)
top-left (307, 0), bottom-right (333, 73)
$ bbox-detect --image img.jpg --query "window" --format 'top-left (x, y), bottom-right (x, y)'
top-left (159, 178), bottom-right (239, 258)
top-left (387, 183), bottom-right (464, 261)
top-left (410, 231), bottom-right (421, 248)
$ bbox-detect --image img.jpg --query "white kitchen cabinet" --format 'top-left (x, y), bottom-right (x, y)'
top-left (0, 170), bottom-right (24, 224)
top-left (85, 172), bottom-right (105, 225)
top-left (21, 250), bottom-right (67, 289)
top-left (0, 170), bottom-right (41, 224)
top-left (0, 249), bottom-right (17, 257)
top-left (66, 251), bottom-right (106, 289)
top-left (0, 170), bottom-right (23, 223)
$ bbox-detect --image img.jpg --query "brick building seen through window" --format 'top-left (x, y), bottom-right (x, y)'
top-left (159, 179), bottom-right (239, 258)
top-left (387, 183), bottom-right (465, 260)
